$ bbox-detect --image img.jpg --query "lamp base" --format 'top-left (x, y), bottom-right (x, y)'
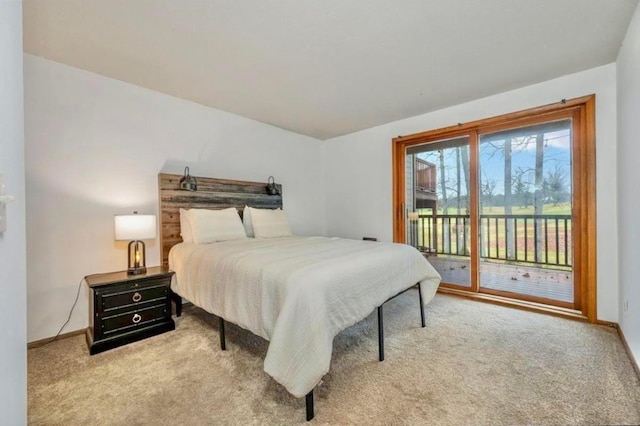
top-left (127, 266), bottom-right (147, 276)
top-left (127, 240), bottom-right (147, 276)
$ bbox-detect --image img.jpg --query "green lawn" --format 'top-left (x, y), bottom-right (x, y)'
top-left (479, 202), bottom-right (571, 216)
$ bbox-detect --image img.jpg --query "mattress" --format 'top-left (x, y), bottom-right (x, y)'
top-left (169, 236), bottom-right (441, 398)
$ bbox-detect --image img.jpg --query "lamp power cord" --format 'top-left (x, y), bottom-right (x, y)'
top-left (30, 277), bottom-right (84, 349)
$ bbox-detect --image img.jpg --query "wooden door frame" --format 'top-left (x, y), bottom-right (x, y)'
top-left (392, 95), bottom-right (597, 322)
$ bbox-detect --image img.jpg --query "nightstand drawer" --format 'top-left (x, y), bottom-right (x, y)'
top-left (101, 284), bottom-right (168, 312)
top-left (101, 304), bottom-right (168, 335)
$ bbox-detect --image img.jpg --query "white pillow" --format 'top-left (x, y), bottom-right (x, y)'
top-left (242, 206), bottom-right (255, 237)
top-left (179, 208), bottom-right (193, 243)
top-left (187, 208), bottom-right (248, 244)
top-left (251, 208), bottom-right (292, 238)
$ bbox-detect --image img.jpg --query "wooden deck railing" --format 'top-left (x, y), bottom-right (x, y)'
top-left (409, 213), bottom-right (572, 268)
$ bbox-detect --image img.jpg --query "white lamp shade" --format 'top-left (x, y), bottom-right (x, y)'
top-left (114, 214), bottom-right (156, 241)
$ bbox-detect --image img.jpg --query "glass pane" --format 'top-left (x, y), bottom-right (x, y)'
top-left (406, 136), bottom-right (471, 288)
top-left (478, 119), bottom-right (573, 304)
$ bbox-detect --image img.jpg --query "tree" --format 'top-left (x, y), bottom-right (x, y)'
top-left (543, 165), bottom-right (567, 206)
top-left (438, 149), bottom-right (448, 214)
top-left (481, 172), bottom-right (497, 211)
top-left (480, 136), bottom-right (519, 257)
top-left (460, 146), bottom-right (471, 255)
top-left (460, 146), bottom-right (471, 212)
top-left (503, 138), bottom-right (515, 258)
top-left (534, 133), bottom-right (544, 263)
top-left (513, 167), bottom-right (532, 208)
top-left (456, 146), bottom-right (462, 213)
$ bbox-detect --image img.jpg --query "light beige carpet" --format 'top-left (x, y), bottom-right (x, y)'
top-left (28, 292), bottom-right (640, 425)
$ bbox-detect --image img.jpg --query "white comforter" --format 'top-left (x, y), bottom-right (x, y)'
top-left (169, 236), bottom-right (441, 398)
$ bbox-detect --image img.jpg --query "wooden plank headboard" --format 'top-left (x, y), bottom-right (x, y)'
top-left (158, 173), bottom-right (283, 268)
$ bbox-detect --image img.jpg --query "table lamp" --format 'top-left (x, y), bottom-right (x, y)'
top-left (114, 212), bottom-right (156, 275)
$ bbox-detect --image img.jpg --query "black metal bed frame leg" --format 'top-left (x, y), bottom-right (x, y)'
top-left (219, 316), bottom-right (226, 350)
top-left (306, 390), bottom-right (314, 421)
top-left (377, 305), bottom-right (384, 362)
top-left (418, 284), bottom-right (426, 327)
top-left (214, 285), bottom-right (424, 422)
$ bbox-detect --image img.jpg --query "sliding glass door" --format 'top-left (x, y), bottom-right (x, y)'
top-left (478, 118), bottom-right (574, 307)
top-left (404, 136), bottom-right (473, 290)
top-left (393, 97), bottom-right (595, 316)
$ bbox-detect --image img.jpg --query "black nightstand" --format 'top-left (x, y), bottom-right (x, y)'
top-left (85, 266), bottom-right (175, 355)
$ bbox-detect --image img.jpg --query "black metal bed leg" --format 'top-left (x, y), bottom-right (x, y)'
top-left (219, 316), bottom-right (226, 350)
top-left (306, 390), bottom-right (314, 421)
top-left (377, 305), bottom-right (384, 362)
top-left (418, 284), bottom-right (426, 328)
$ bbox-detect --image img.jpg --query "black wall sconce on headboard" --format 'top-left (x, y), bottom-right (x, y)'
top-left (179, 167), bottom-right (197, 191)
top-left (266, 176), bottom-right (281, 196)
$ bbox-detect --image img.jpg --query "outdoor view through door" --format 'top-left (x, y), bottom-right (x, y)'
top-left (406, 137), bottom-right (472, 289)
top-left (393, 96), bottom-right (596, 318)
top-left (478, 120), bottom-right (573, 306)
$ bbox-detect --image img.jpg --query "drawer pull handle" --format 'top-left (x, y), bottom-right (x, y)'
top-left (132, 313), bottom-right (142, 324)
top-left (132, 292), bottom-right (142, 303)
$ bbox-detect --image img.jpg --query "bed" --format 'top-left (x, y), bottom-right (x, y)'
top-left (158, 173), bottom-right (441, 420)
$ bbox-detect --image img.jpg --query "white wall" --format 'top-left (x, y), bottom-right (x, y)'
top-left (0, 1), bottom-right (27, 424)
top-left (24, 55), bottom-right (325, 342)
top-left (617, 4), bottom-right (640, 366)
top-left (324, 64), bottom-right (619, 322)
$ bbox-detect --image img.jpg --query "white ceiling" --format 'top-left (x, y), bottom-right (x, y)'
top-left (23, 0), bottom-right (638, 140)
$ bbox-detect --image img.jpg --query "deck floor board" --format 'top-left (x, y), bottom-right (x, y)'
top-left (427, 256), bottom-right (573, 303)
